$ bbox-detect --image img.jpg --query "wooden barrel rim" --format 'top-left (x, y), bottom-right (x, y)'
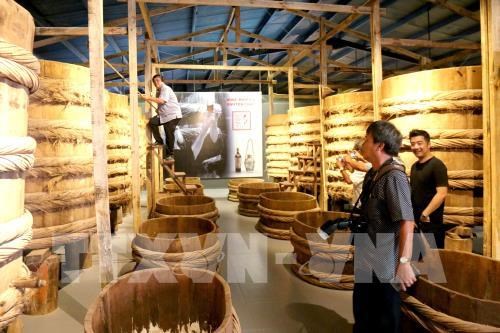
top-left (83, 267), bottom-right (233, 333)
top-left (259, 192), bottom-right (317, 211)
top-left (238, 182), bottom-right (279, 195)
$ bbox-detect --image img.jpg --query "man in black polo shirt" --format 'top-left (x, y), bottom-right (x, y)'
top-left (409, 129), bottom-right (448, 248)
top-left (354, 121), bottom-right (416, 333)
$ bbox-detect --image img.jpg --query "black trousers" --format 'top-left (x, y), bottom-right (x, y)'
top-left (353, 275), bottom-right (401, 333)
top-left (148, 116), bottom-right (180, 156)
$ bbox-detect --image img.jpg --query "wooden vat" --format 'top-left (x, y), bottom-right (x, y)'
top-left (288, 105), bottom-right (321, 169)
top-left (84, 267), bottom-right (241, 333)
top-left (132, 216), bottom-right (220, 270)
top-left (0, 0), bottom-right (37, 329)
top-left (381, 66), bottom-right (483, 226)
top-left (291, 211), bottom-right (353, 290)
top-left (323, 91), bottom-right (373, 202)
top-left (105, 92), bottom-right (131, 212)
top-left (227, 178), bottom-right (264, 202)
top-left (265, 114), bottom-right (290, 179)
top-left (402, 249), bottom-right (500, 331)
top-left (256, 192), bottom-right (319, 240)
top-left (237, 182), bottom-right (279, 217)
top-left (155, 195), bottom-right (219, 223)
top-left (25, 60), bottom-right (95, 270)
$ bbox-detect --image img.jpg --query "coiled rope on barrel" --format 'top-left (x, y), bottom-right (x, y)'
top-left (381, 89), bottom-right (482, 115)
top-left (0, 211), bottom-right (33, 262)
top-left (154, 209), bottom-right (219, 222)
top-left (0, 137), bottom-right (36, 173)
top-left (255, 221), bottom-right (290, 239)
top-left (131, 239), bottom-right (222, 270)
top-left (292, 263), bottom-right (354, 290)
top-left (325, 101), bottom-right (373, 115)
top-left (401, 293), bottom-right (500, 332)
top-left (0, 39), bottom-right (40, 93)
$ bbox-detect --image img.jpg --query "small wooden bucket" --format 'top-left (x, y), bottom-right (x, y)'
top-left (237, 182), bottom-right (279, 217)
top-left (155, 195), bottom-right (219, 223)
top-left (227, 178), bottom-right (263, 202)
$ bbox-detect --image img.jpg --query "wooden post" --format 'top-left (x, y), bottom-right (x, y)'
top-left (480, 0), bottom-right (500, 258)
top-left (235, 6), bottom-right (241, 43)
top-left (288, 65), bottom-right (295, 110)
top-left (88, 0), bottom-right (113, 286)
top-left (24, 249), bottom-right (59, 315)
top-left (144, 40), bottom-right (155, 215)
top-left (319, 18), bottom-right (329, 210)
top-left (268, 71), bottom-right (274, 115)
top-left (129, 0), bottom-right (142, 232)
top-left (370, 0), bottom-right (382, 120)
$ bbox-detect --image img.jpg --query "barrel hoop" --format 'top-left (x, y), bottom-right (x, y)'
top-left (291, 263), bottom-right (354, 290)
top-left (30, 77), bottom-right (90, 105)
top-left (443, 214), bottom-right (482, 226)
top-left (0, 264), bottom-right (32, 329)
top-left (0, 54), bottom-right (39, 93)
top-left (0, 211), bottom-right (33, 262)
top-left (25, 187), bottom-right (95, 212)
top-left (255, 220), bottom-right (290, 240)
top-left (0, 137), bottom-right (36, 172)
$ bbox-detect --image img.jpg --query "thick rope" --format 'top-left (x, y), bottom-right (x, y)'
top-left (289, 115), bottom-right (320, 124)
top-left (131, 239), bottom-right (222, 270)
top-left (29, 119), bottom-right (92, 143)
top-left (401, 294), bottom-right (500, 332)
top-left (449, 179), bottom-right (483, 189)
top-left (25, 187), bottom-right (95, 212)
top-left (30, 78), bottom-right (90, 105)
top-left (324, 114), bottom-right (373, 127)
top-left (0, 58), bottom-right (39, 93)
top-left (325, 102), bottom-right (373, 115)
top-left (0, 211), bottom-right (33, 262)
top-left (27, 163), bottom-right (94, 179)
top-left (0, 263), bottom-right (32, 329)
top-left (0, 136), bottom-right (36, 172)
top-left (31, 216), bottom-right (96, 240)
top-left (382, 89), bottom-right (482, 106)
top-left (443, 214), bottom-right (482, 226)
top-left (237, 192), bottom-right (261, 202)
top-left (324, 127), bottom-right (365, 140)
top-left (444, 206), bottom-right (483, 216)
top-left (290, 228), bottom-right (353, 256)
top-left (290, 134), bottom-right (321, 144)
top-left (291, 263), bottom-right (354, 290)
top-left (402, 138), bottom-right (482, 149)
top-left (258, 204), bottom-right (319, 218)
top-left (255, 220), bottom-right (290, 239)
top-left (238, 207), bottom-right (259, 217)
top-left (0, 39), bottom-right (40, 73)
top-left (27, 228), bottom-right (96, 250)
top-left (289, 123), bottom-right (321, 135)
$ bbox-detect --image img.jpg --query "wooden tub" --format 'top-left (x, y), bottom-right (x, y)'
top-left (237, 182), bottom-right (279, 217)
top-left (402, 249), bottom-right (500, 332)
top-left (155, 195), bottom-right (219, 224)
top-left (291, 211), bottom-right (354, 290)
top-left (84, 268), bottom-right (241, 333)
top-left (256, 192), bottom-right (319, 240)
top-left (132, 216), bottom-right (221, 270)
top-left (227, 178), bottom-right (263, 202)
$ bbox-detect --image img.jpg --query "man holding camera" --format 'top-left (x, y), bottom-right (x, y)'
top-left (353, 121), bottom-right (416, 333)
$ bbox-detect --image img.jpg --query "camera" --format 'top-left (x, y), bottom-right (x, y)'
top-left (317, 216), bottom-right (368, 240)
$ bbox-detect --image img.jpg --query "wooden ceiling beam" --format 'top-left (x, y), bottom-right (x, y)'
top-left (138, 2), bottom-right (160, 62)
top-left (153, 63), bottom-right (290, 72)
top-left (152, 40), bottom-right (320, 50)
top-left (133, 0), bottom-right (378, 14)
top-left (425, 0), bottom-right (480, 21)
top-left (381, 37), bottom-right (481, 50)
top-left (35, 26), bottom-right (143, 36)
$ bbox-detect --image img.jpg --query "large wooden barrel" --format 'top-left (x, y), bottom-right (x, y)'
top-left (291, 211), bottom-right (353, 290)
top-left (25, 60), bottom-right (96, 253)
top-left (0, 0), bottom-right (38, 329)
top-left (323, 91), bottom-right (373, 202)
top-left (84, 267), bottom-right (241, 333)
top-left (256, 192), bottom-right (319, 240)
top-left (402, 250), bottom-right (500, 331)
top-left (105, 92), bottom-right (131, 213)
top-left (227, 178), bottom-right (264, 202)
top-left (237, 182), bottom-right (280, 217)
top-left (381, 66), bottom-right (483, 226)
top-left (288, 105), bottom-right (321, 187)
top-left (265, 114), bottom-right (290, 179)
top-left (132, 216), bottom-right (221, 270)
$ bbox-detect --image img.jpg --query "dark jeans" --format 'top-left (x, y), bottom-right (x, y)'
top-left (148, 116), bottom-right (180, 156)
top-left (353, 274), bottom-right (401, 333)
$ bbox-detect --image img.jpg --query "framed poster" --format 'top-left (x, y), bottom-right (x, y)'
top-left (170, 91), bottom-right (262, 179)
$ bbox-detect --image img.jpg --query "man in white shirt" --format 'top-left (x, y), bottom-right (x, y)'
top-left (140, 74), bottom-right (182, 160)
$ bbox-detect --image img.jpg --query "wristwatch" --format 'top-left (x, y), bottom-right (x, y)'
top-left (399, 256), bottom-right (410, 264)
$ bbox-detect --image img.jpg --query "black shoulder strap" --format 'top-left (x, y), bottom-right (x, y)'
top-left (349, 162), bottom-right (406, 219)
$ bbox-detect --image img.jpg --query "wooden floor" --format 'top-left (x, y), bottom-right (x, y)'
top-left (21, 189), bottom-right (354, 333)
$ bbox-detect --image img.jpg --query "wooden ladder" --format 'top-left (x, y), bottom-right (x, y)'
top-left (285, 141), bottom-right (322, 197)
